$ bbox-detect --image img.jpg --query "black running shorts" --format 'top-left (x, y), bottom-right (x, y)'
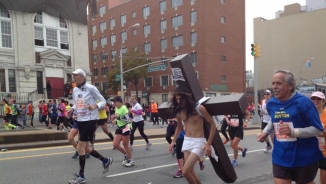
top-left (77, 120), bottom-right (97, 142)
top-left (97, 119), bottom-right (107, 126)
top-left (228, 126), bottom-right (244, 140)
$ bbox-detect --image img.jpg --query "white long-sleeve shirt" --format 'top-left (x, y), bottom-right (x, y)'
top-left (72, 82), bottom-right (106, 122)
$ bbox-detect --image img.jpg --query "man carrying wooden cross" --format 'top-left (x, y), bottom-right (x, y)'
top-left (169, 86), bottom-right (218, 184)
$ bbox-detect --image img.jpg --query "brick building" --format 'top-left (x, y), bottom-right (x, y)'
top-left (88, 0), bottom-right (246, 105)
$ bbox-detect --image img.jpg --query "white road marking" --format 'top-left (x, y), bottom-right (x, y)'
top-left (106, 148), bottom-right (265, 178)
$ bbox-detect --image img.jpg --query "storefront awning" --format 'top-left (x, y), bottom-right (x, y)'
top-left (142, 91), bottom-right (150, 97)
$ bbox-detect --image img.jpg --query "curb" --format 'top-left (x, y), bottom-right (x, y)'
top-left (0, 127), bottom-right (260, 151)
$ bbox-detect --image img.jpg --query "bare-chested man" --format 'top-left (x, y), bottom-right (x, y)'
top-left (169, 86), bottom-right (218, 184)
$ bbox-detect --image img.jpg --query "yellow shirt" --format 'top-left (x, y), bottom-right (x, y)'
top-left (98, 109), bottom-right (107, 119)
top-left (4, 104), bottom-right (11, 115)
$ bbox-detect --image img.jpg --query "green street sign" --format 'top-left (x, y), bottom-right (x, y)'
top-left (115, 74), bottom-right (121, 81)
top-left (147, 65), bottom-right (166, 72)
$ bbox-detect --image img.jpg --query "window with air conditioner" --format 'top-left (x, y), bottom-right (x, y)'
top-left (172, 15), bottom-right (183, 28)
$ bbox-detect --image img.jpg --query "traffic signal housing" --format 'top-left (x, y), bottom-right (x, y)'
top-left (250, 43), bottom-right (260, 58)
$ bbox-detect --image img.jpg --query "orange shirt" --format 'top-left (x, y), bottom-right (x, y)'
top-left (150, 102), bottom-right (158, 113)
top-left (318, 109), bottom-right (326, 157)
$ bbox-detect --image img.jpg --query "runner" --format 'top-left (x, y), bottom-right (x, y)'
top-left (68, 69), bottom-right (113, 184)
top-left (225, 109), bottom-right (251, 166)
top-left (2, 99), bottom-right (16, 130)
top-left (260, 89), bottom-right (273, 152)
top-left (111, 96), bottom-right (134, 167)
top-left (129, 96), bottom-right (152, 151)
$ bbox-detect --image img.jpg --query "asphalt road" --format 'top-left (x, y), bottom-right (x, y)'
top-left (0, 129), bottom-right (321, 184)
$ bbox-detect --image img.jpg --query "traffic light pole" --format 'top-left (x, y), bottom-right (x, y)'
top-left (253, 57), bottom-right (260, 124)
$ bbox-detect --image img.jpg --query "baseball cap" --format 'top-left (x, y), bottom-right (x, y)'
top-left (265, 89), bottom-right (271, 94)
top-left (28, 100), bottom-right (33, 103)
top-left (311, 91), bottom-right (325, 100)
top-left (72, 69), bottom-right (86, 78)
top-left (112, 96), bottom-right (123, 103)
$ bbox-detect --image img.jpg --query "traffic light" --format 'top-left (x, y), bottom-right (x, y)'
top-left (250, 43), bottom-right (261, 58)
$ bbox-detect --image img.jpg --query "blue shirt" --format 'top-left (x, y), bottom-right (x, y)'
top-left (51, 104), bottom-right (58, 117)
top-left (267, 93), bottom-right (323, 167)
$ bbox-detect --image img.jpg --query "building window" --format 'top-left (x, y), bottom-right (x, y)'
top-left (160, 39), bottom-right (167, 50)
top-left (0, 69), bottom-right (5, 92)
top-left (110, 34), bottom-right (116, 44)
top-left (34, 26), bottom-right (44, 46)
top-left (145, 77), bottom-right (153, 87)
top-left (191, 52), bottom-right (197, 63)
top-left (190, 11), bottom-right (196, 23)
top-left (132, 29), bottom-right (137, 35)
top-left (93, 68), bottom-right (98, 76)
top-left (8, 69), bottom-right (16, 92)
top-left (144, 42), bottom-right (151, 53)
top-left (101, 52), bottom-right (108, 61)
top-left (101, 67), bottom-right (108, 75)
top-left (221, 36), bottom-right (226, 43)
top-left (92, 25), bottom-right (96, 35)
top-left (99, 6), bottom-right (106, 16)
top-left (171, 74), bottom-right (176, 85)
top-left (172, 35), bottom-right (183, 47)
top-left (160, 19), bottom-right (167, 31)
top-left (221, 75), bottom-right (226, 82)
top-left (132, 12), bottom-right (136, 18)
top-left (34, 12), bottom-right (42, 23)
top-left (102, 82), bottom-right (108, 90)
top-left (60, 31), bottom-right (69, 49)
top-left (172, 15), bottom-right (183, 28)
top-left (191, 32), bottom-right (197, 44)
top-left (161, 57), bottom-right (168, 66)
top-left (0, 3), bottom-right (12, 48)
top-left (94, 83), bottom-right (100, 89)
top-left (221, 16), bottom-right (226, 23)
top-left (121, 48), bottom-right (128, 55)
top-left (221, 55), bottom-right (226, 63)
top-left (100, 22), bottom-right (106, 32)
top-left (111, 50), bottom-right (117, 60)
top-left (92, 40), bottom-right (97, 49)
top-left (161, 75), bottom-right (168, 86)
top-left (110, 18), bottom-right (115, 29)
top-left (172, 0), bottom-right (183, 8)
top-left (191, 0), bottom-right (196, 3)
top-left (93, 54), bottom-right (98, 62)
top-left (46, 29), bottom-right (57, 47)
top-left (162, 94), bottom-right (168, 102)
top-left (160, 1), bottom-right (166, 12)
top-left (221, 0), bottom-right (225, 3)
top-left (143, 6), bottom-right (150, 17)
top-left (59, 16), bottom-right (67, 28)
top-left (143, 24), bottom-right (150, 36)
top-left (120, 14), bottom-right (126, 25)
top-left (121, 31), bottom-right (127, 42)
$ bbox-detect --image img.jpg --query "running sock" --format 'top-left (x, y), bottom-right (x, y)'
top-left (4, 125), bottom-right (9, 130)
top-left (267, 142), bottom-right (271, 147)
top-left (79, 155), bottom-right (86, 176)
top-left (89, 150), bottom-right (105, 162)
top-left (108, 132), bottom-right (114, 141)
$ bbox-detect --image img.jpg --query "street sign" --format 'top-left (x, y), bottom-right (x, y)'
top-left (147, 65), bottom-right (166, 72)
top-left (115, 74), bottom-right (121, 81)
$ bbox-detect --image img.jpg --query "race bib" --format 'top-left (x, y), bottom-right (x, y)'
top-left (76, 97), bottom-right (85, 109)
top-left (230, 119), bottom-right (239, 127)
top-left (318, 137), bottom-right (325, 151)
top-left (274, 122), bottom-right (297, 142)
top-left (122, 124), bottom-right (131, 134)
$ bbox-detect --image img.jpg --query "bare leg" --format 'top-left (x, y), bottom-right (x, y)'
top-left (320, 168), bottom-right (326, 184)
top-left (113, 134), bottom-right (127, 155)
top-left (68, 128), bottom-right (79, 149)
top-left (182, 151), bottom-right (201, 184)
top-left (122, 135), bottom-right (132, 159)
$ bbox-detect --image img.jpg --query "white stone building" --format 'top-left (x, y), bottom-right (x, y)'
top-left (0, 0), bottom-right (91, 100)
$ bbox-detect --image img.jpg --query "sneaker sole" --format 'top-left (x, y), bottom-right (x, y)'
top-left (68, 180), bottom-right (86, 184)
top-left (103, 158), bottom-right (113, 174)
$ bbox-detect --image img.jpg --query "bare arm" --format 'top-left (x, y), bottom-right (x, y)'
top-left (199, 105), bottom-right (216, 145)
top-left (171, 116), bottom-right (183, 143)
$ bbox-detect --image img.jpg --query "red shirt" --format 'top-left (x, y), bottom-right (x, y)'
top-left (27, 104), bottom-right (33, 115)
top-left (42, 104), bottom-right (48, 116)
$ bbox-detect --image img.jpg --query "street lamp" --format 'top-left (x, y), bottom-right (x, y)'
top-left (120, 23), bottom-right (140, 102)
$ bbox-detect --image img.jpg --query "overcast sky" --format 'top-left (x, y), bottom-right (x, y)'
top-left (245, 0), bottom-right (306, 71)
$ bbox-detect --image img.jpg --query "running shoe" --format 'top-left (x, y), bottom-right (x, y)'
top-left (173, 170), bottom-right (183, 178)
top-left (102, 157), bottom-right (113, 174)
top-left (129, 145), bottom-right (133, 151)
top-left (124, 160), bottom-right (135, 167)
top-left (72, 151), bottom-right (78, 159)
top-left (264, 145), bottom-right (272, 153)
top-left (68, 175), bottom-right (86, 184)
top-left (242, 147), bottom-right (248, 157)
top-left (122, 156), bottom-right (128, 165)
top-left (86, 153), bottom-right (90, 159)
top-left (199, 158), bottom-right (205, 170)
top-left (222, 139), bottom-right (229, 144)
top-left (145, 142), bottom-right (152, 150)
top-left (231, 160), bottom-right (238, 167)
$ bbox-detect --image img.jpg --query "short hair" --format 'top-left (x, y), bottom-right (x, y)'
top-left (274, 69), bottom-right (296, 93)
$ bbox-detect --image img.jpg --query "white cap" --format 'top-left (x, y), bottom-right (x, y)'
top-left (72, 69), bottom-right (86, 78)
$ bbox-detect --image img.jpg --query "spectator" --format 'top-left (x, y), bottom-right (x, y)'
top-left (64, 81), bottom-right (71, 97)
top-left (27, 100), bottom-right (34, 128)
top-left (46, 80), bottom-right (52, 99)
top-left (20, 105), bottom-right (27, 128)
top-left (150, 99), bottom-right (159, 126)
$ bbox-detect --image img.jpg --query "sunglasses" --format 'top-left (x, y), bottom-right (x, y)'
top-left (264, 94), bottom-right (270, 96)
top-left (311, 97), bottom-right (322, 101)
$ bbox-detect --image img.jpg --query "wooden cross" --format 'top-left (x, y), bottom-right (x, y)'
top-left (158, 54), bottom-right (248, 183)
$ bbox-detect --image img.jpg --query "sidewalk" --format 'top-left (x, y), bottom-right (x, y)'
top-left (0, 122), bottom-right (260, 151)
